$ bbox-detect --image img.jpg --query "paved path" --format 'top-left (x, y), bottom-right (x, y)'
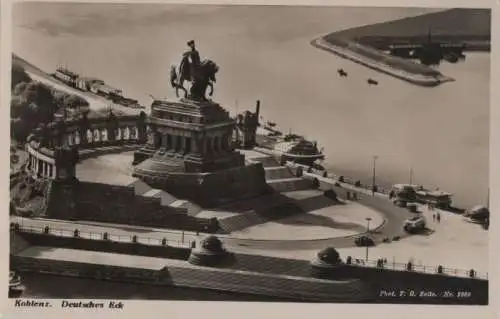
top-left (11, 216), bottom-right (196, 248)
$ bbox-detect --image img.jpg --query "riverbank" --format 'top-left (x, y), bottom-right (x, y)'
top-left (328, 8), bottom-right (490, 51)
top-left (312, 8), bottom-right (490, 87)
top-left (311, 37), bottom-right (452, 87)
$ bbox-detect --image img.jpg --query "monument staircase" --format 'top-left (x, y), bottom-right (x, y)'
top-left (249, 153), bottom-right (314, 193)
top-left (129, 178), bottom-right (203, 216)
top-left (217, 201), bottom-right (304, 233)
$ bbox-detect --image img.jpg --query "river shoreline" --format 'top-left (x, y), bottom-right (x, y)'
top-left (311, 37), bottom-right (453, 87)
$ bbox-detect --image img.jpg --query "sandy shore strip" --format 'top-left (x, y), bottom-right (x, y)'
top-left (311, 37), bottom-right (454, 87)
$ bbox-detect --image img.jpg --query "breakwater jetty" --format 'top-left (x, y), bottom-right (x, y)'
top-left (313, 8), bottom-right (490, 86)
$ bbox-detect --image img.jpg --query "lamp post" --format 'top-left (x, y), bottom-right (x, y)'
top-left (372, 155), bottom-right (378, 195)
top-left (409, 167), bottom-right (413, 185)
top-left (365, 217), bottom-right (372, 261)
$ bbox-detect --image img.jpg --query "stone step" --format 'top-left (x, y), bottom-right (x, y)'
top-left (264, 166), bottom-right (295, 180)
top-left (218, 202), bottom-right (303, 233)
top-left (249, 156), bottom-right (280, 168)
top-left (267, 177), bottom-right (312, 193)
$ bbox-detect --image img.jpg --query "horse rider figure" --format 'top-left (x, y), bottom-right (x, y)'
top-left (180, 40), bottom-right (202, 85)
top-left (170, 40), bottom-right (219, 100)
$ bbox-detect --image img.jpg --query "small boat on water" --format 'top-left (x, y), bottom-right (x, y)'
top-left (9, 271), bottom-right (26, 298)
top-left (337, 68), bottom-right (348, 77)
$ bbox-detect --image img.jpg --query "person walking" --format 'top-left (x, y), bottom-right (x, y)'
top-left (432, 213), bottom-right (436, 222)
top-left (436, 212), bottom-right (441, 223)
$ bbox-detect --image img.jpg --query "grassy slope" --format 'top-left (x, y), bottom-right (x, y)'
top-left (12, 53), bottom-right (50, 78)
top-left (326, 8), bottom-right (490, 41)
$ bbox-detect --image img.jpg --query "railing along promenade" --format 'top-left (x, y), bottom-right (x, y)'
top-left (12, 224), bottom-right (193, 249)
top-left (11, 223), bottom-right (487, 280)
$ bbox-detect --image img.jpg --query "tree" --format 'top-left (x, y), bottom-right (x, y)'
top-left (11, 118), bottom-right (29, 142)
top-left (13, 81), bottom-right (28, 96)
top-left (64, 94), bottom-right (88, 109)
top-left (11, 64), bottom-right (31, 89)
top-left (10, 96), bottom-right (29, 119)
top-left (22, 82), bottom-right (56, 123)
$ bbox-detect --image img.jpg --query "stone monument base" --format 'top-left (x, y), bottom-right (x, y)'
top-left (133, 162), bottom-right (271, 207)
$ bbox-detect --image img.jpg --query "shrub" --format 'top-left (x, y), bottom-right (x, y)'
top-left (346, 256), bottom-right (352, 264)
top-left (311, 178), bottom-right (320, 189)
top-left (469, 269), bottom-right (476, 278)
top-left (437, 265), bottom-right (444, 274)
top-left (296, 166), bottom-right (303, 177)
top-left (132, 235), bottom-right (138, 243)
top-left (162, 238), bottom-right (167, 246)
top-left (73, 229), bottom-right (80, 237)
top-left (43, 226), bottom-right (50, 234)
top-left (392, 236), bottom-right (401, 241)
top-left (406, 262), bottom-right (413, 271)
top-left (11, 64), bottom-right (31, 89)
top-left (103, 232), bottom-right (109, 241)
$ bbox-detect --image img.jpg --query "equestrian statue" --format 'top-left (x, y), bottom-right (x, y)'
top-left (170, 40), bottom-right (219, 101)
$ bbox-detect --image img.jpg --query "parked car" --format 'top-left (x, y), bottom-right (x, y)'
top-left (403, 216), bottom-right (426, 233)
top-left (354, 235), bottom-right (375, 247)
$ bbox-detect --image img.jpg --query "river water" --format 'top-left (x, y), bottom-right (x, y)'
top-left (13, 5), bottom-right (488, 210)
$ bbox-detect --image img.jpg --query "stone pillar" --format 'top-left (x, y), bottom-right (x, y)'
top-left (191, 136), bottom-right (198, 154)
top-left (87, 129), bottom-right (93, 143)
top-left (132, 126), bottom-right (138, 140)
top-left (181, 136), bottom-right (187, 154)
top-left (162, 134), bottom-right (168, 150)
top-left (43, 162), bottom-right (47, 177)
top-left (206, 137), bottom-right (212, 154)
top-left (49, 164), bottom-right (54, 178)
top-left (75, 131), bottom-right (80, 145)
top-left (217, 135), bottom-right (223, 152)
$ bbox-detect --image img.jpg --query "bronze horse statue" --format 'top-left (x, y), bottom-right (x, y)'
top-left (170, 59), bottom-right (219, 100)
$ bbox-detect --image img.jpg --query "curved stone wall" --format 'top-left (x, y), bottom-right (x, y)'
top-left (25, 113), bottom-right (147, 180)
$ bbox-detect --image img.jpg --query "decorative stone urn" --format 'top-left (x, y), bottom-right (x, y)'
top-left (310, 247), bottom-right (344, 278)
top-left (188, 235), bottom-right (232, 267)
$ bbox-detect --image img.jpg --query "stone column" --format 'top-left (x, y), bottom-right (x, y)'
top-left (206, 137), bottom-right (212, 154)
top-left (191, 136), bottom-right (198, 154)
top-left (75, 131), bottom-right (80, 145)
top-left (163, 134), bottom-right (169, 150)
top-left (217, 135), bottom-right (223, 152)
top-left (87, 129), bottom-right (93, 143)
top-left (181, 136), bottom-right (187, 154)
top-left (133, 126), bottom-right (138, 140)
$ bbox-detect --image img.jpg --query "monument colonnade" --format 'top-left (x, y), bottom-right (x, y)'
top-left (25, 115), bottom-right (146, 179)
